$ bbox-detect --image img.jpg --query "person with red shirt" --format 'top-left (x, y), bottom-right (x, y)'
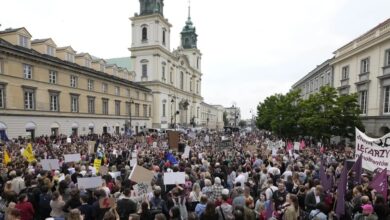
top-left (15, 194), bottom-right (34, 220)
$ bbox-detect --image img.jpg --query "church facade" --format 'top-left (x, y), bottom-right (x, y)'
top-left (111, 0), bottom-right (205, 129)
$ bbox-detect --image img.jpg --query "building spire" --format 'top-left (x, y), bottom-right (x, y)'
top-left (188, 0), bottom-right (191, 20)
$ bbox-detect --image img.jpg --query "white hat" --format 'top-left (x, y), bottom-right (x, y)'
top-left (221, 189), bottom-right (229, 195)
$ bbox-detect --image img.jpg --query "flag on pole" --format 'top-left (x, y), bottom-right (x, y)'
top-left (300, 140), bottom-right (305, 150)
top-left (286, 141), bottom-right (293, 151)
top-left (3, 149), bottom-right (11, 165)
top-left (22, 143), bottom-right (35, 162)
top-left (335, 162), bottom-right (347, 218)
top-left (319, 159), bottom-right (332, 192)
top-left (369, 168), bottom-right (388, 202)
top-left (350, 154), bottom-right (363, 185)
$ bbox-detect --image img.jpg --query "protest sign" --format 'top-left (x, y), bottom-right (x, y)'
top-left (133, 182), bottom-right (152, 198)
top-left (163, 172), bottom-right (185, 185)
top-left (88, 141), bottom-right (96, 154)
top-left (67, 137), bottom-right (71, 143)
top-left (355, 128), bottom-right (390, 172)
top-left (99, 197), bottom-right (116, 209)
top-left (94, 159), bottom-right (102, 173)
top-left (129, 164), bottom-right (154, 183)
top-left (41, 159), bottom-right (59, 171)
top-left (182, 146), bottom-right (190, 159)
top-left (168, 131), bottom-right (180, 150)
top-left (109, 171), bottom-right (121, 179)
top-left (77, 177), bottom-right (103, 189)
top-left (64, 154), bottom-right (81, 163)
top-left (152, 142), bottom-right (157, 148)
top-left (293, 142), bottom-right (300, 151)
top-left (130, 158), bottom-right (137, 167)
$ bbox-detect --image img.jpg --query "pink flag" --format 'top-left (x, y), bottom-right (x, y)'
top-left (320, 146), bottom-right (325, 153)
top-left (300, 140), bottom-right (305, 150)
top-left (287, 141), bottom-right (293, 151)
top-left (369, 168), bottom-right (388, 202)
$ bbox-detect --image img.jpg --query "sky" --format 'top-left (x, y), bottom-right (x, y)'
top-left (1, 0), bottom-right (390, 119)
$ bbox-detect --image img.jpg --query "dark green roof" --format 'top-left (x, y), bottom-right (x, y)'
top-left (106, 57), bottom-right (132, 71)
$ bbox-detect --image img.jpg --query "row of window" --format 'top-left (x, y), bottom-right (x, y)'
top-left (18, 64), bottom-right (147, 99)
top-left (0, 87), bottom-right (151, 117)
top-left (303, 72), bottom-right (332, 94)
top-left (356, 87), bottom-right (390, 115)
top-left (341, 50), bottom-right (390, 80)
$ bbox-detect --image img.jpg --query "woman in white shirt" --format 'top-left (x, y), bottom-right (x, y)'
top-left (189, 182), bottom-right (203, 202)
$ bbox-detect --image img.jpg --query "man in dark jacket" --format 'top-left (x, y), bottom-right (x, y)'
top-left (116, 188), bottom-right (137, 220)
top-left (78, 194), bottom-right (93, 220)
top-left (91, 189), bottom-right (110, 220)
top-left (39, 186), bottom-right (52, 220)
top-left (305, 185), bottom-right (324, 212)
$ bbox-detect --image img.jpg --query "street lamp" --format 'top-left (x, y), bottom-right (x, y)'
top-left (170, 98), bottom-right (175, 128)
top-left (128, 99), bottom-right (134, 135)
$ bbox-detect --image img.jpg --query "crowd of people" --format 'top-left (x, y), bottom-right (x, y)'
top-left (0, 129), bottom-right (389, 220)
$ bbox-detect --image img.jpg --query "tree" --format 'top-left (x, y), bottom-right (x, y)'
top-left (223, 111), bottom-right (229, 127)
top-left (238, 120), bottom-right (247, 128)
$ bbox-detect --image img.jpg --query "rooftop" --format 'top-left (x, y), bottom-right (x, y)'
top-left (106, 57), bottom-right (132, 71)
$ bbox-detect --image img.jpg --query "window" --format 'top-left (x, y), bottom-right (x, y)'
top-left (149, 105), bottom-right (152, 117)
top-left (197, 107), bottom-right (199, 118)
top-left (47, 46), bottom-right (55, 56)
top-left (384, 86), bottom-right (390, 114)
top-left (85, 59), bottom-right (91, 68)
top-left (142, 27), bottom-right (148, 41)
top-left (70, 95), bottom-right (79, 112)
top-left (66, 53), bottom-right (74, 62)
top-left (385, 50), bottom-right (390, 66)
top-left (49, 70), bottom-right (57, 84)
top-left (0, 85), bottom-right (5, 109)
top-left (144, 93), bottom-right (147, 101)
top-left (197, 82), bottom-right (199, 94)
top-left (19, 35), bottom-right (29, 47)
top-left (136, 91), bottom-right (140, 99)
top-left (190, 78), bottom-right (193, 91)
top-left (126, 88), bottom-right (131, 97)
top-left (162, 30), bottom-right (166, 45)
top-left (88, 97), bottom-right (95, 114)
top-left (70, 75), bottom-right (78, 88)
top-left (135, 103), bottom-right (140, 116)
top-left (143, 104), bottom-right (148, 117)
top-left (24, 89), bottom-right (35, 110)
top-left (361, 58), bottom-right (370, 73)
top-left (342, 66), bottom-right (349, 80)
top-left (142, 64), bottom-right (148, 78)
top-left (359, 90), bottom-right (367, 114)
top-left (162, 65), bottom-right (166, 80)
top-left (170, 69), bottom-right (173, 84)
top-left (162, 103), bottom-right (166, 117)
top-left (88, 79), bottom-right (94, 91)
top-left (115, 86), bottom-right (120, 96)
top-left (180, 71), bottom-right (184, 90)
top-left (23, 64), bottom-right (32, 79)
top-left (197, 57), bottom-right (200, 69)
top-left (310, 81), bottom-right (313, 92)
top-left (126, 102), bottom-right (131, 115)
top-left (102, 83), bottom-right (108, 93)
top-left (102, 99), bottom-right (109, 115)
top-left (0, 59), bottom-right (3, 74)
top-left (115, 101), bottom-right (121, 116)
top-left (49, 93), bottom-right (59, 112)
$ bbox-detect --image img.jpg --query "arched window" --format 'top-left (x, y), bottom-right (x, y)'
top-left (142, 27), bottom-right (148, 41)
top-left (185, 38), bottom-right (190, 47)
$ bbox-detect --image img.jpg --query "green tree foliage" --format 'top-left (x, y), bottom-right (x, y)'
top-left (256, 86), bottom-right (364, 142)
top-left (238, 120), bottom-right (247, 128)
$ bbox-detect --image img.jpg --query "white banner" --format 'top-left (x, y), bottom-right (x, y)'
top-left (293, 142), bottom-right (300, 151)
top-left (64, 154), bottom-right (81, 163)
top-left (41, 159), bottom-right (60, 171)
top-left (355, 128), bottom-right (390, 172)
top-left (163, 172), bottom-right (185, 185)
top-left (77, 177), bottom-right (103, 189)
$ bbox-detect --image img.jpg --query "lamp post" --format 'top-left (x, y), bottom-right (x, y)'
top-left (128, 99), bottom-right (134, 135)
top-left (170, 98), bottom-right (175, 128)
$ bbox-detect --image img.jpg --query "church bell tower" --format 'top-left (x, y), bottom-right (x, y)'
top-left (139, 0), bottom-right (164, 16)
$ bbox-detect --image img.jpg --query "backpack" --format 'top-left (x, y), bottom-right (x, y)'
top-left (150, 198), bottom-right (164, 218)
top-left (39, 193), bottom-right (52, 210)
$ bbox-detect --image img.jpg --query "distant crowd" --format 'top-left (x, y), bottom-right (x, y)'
top-left (0, 129), bottom-right (389, 220)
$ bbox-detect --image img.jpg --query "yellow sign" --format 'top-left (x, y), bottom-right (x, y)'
top-left (94, 159), bottom-right (102, 173)
top-left (3, 149), bottom-right (11, 165)
top-left (22, 143), bottom-right (35, 162)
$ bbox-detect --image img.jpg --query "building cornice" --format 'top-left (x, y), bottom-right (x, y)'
top-left (0, 39), bottom-right (151, 93)
top-left (139, 80), bottom-right (203, 99)
top-left (130, 14), bottom-right (172, 28)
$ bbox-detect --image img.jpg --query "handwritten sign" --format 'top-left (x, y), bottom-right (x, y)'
top-left (88, 141), bottom-right (96, 154)
top-left (41, 159), bottom-right (60, 171)
top-left (94, 159), bottom-right (102, 173)
top-left (77, 177), bottom-right (103, 189)
top-left (64, 154), bottom-right (81, 163)
top-left (99, 166), bottom-right (108, 176)
top-left (133, 182), bottom-right (152, 198)
top-left (182, 146), bottom-right (190, 159)
top-left (163, 172), bottom-right (185, 185)
top-left (129, 165), bottom-right (154, 183)
top-left (99, 197), bottom-right (116, 209)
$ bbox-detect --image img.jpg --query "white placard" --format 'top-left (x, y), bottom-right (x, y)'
top-left (163, 172), bottom-right (185, 185)
top-left (182, 146), bottom-right (190, 159)
top-left (152, 142), bottom-right (157, 148)
top-left (293, 142), bottom-right (300, 151)
top-left (77, 177), bottom-right (103, 189)
top-left (67, 137), bottom-right (71, 143)
top-left (130, 158), bottom-right (137, 167)
top-left (64, 154), bottom-right (81, 163)
top-left (272, 148), bottom-right (277, 156)
top-left (41, 159), bottom-right (60, 171)
top-left (109, 171), bottom-right (121, 179)
top-left (205, 135), bottom-right (210, 143)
